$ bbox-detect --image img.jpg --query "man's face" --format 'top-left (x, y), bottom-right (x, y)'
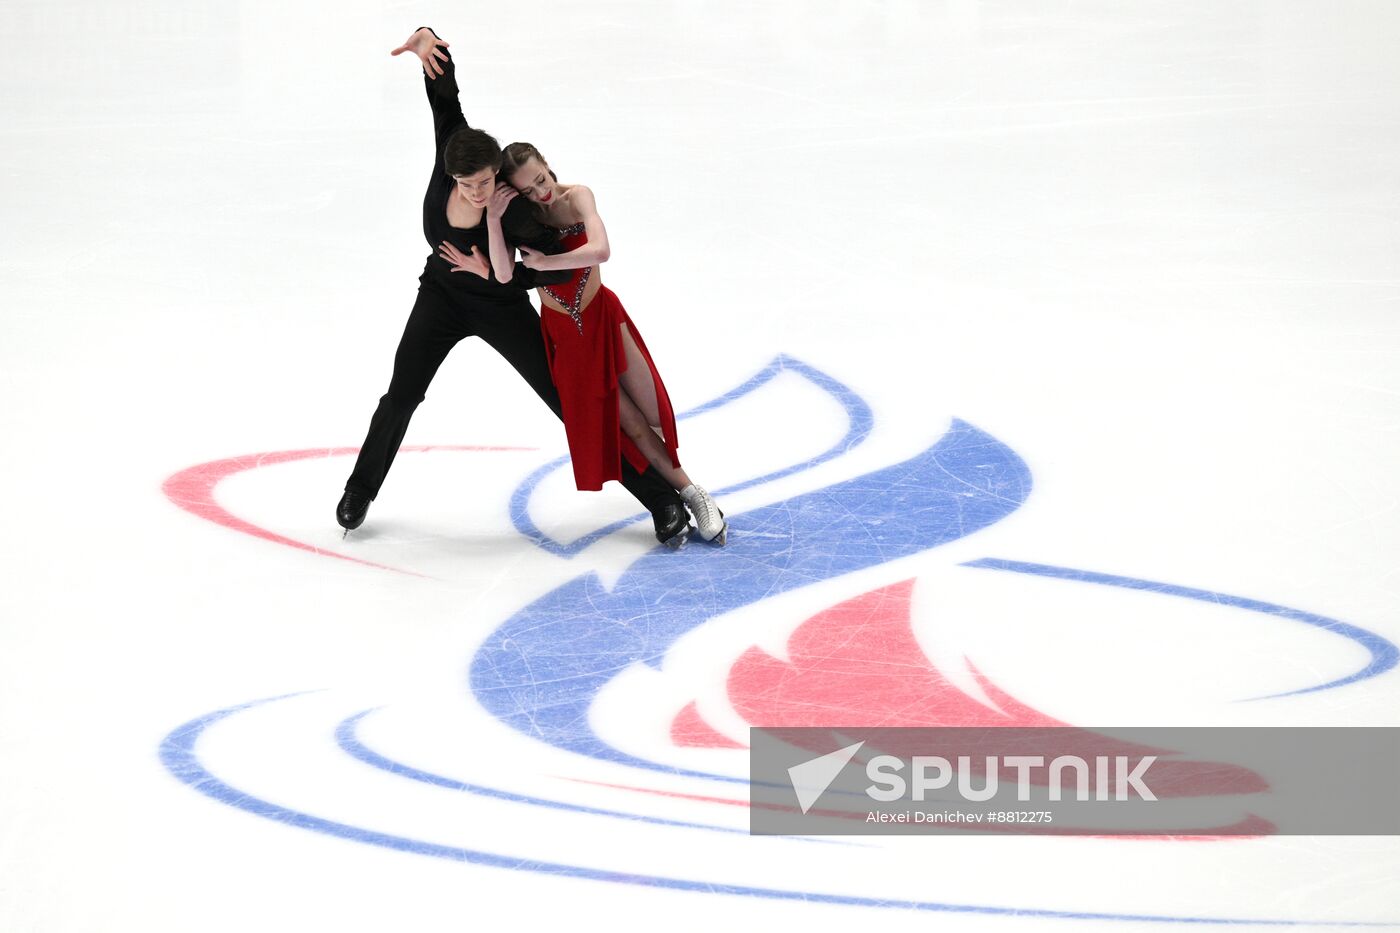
top-left (453, 167), bottom-right (496, 209)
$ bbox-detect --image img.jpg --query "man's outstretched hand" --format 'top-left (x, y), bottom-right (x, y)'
top-left (391, 28), bottom-right (450, 80)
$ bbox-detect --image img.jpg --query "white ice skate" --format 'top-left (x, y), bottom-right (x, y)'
top-left (680, 484), bottom-right (727, 545)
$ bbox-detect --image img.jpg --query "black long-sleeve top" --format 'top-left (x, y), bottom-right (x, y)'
top-left (417, 32), bottom-right (569, 303)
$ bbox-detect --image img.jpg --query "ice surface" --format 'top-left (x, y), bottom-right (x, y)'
top-left (2, 1), bottom-right (1398, 930)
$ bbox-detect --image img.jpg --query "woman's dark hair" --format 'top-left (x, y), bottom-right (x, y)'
top-left (501, 142), bottom-right (558, 186)
top-left (445, 127), bottom-right (503, 177)
top-left (499, 143), bottom-right (559, 219)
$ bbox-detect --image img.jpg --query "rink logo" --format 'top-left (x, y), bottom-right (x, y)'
top-left (159, 355), bottom-right (1400, 918)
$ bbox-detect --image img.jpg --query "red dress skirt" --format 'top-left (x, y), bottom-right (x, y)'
top-left (540, 283), bottom-right (681, 491)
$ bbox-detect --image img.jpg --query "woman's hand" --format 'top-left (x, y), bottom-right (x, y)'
top-left (518, 245), bottom-right (547, 271)
top-left (438, 241), bottom-right (489, 278)
top-left (390, 28), bottom-right (450, 80)
top-left (487, 185), bottom-right (518, 221)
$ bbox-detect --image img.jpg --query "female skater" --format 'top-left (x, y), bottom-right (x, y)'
top-left (441, 143), bottom-right (727, 543)
top-left (335, 27), bottom-right (692, 547)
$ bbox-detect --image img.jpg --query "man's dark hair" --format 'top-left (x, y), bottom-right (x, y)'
top-left (445, 126), bottom-right (503, 177)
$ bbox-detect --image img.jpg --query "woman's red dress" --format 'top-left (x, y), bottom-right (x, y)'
top-left (539, 222), bottom-right (681, 491)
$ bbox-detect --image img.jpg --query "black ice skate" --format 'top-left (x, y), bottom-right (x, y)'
top-left (651, 501), bottom-right (691, 549)
top-left (336, 489), bottom-right (372, 536)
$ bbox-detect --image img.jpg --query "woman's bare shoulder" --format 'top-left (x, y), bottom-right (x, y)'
top-left (563, 184), bottom-right (596, 205)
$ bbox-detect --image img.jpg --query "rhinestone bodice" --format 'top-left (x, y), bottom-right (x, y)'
top-left (540, 222), bottom-right (591, 333)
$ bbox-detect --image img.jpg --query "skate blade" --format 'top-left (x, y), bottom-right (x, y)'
top-left (701, 509), bottom-right (728, 546)
top-left (698, 522), bottom-right (728, 546)
top-left (660, 527), bottom-right (691, 550)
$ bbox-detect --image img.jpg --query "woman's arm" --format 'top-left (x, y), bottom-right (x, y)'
top-left (518, 187), bottom-right (611, 271)
top-left (485, 186), bottom-right (519, 284)
top-left (499, 200), bottom-right (572, 287)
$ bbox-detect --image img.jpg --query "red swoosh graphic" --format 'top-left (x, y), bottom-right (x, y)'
top-left (162, 446), bottom-right (534, 577)
top-left (673, 578), bottom-right (1267, 800)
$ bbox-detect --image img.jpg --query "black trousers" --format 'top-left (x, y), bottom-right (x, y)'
top-left (346, 276), bottom-right (681, 515)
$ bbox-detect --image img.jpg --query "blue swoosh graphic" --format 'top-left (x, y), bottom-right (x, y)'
top-left (335, 708), bottom-right (797, 839)
top-left (472, 418), bottom-right (1033, 774)
top-left (158, 697), bottom-right (1394, 927)
top-left (510, 355), bottom-right (874, 556)
top-left (963, 558), bottom-right (1399, 698)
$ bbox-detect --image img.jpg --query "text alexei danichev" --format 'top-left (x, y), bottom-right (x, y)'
top-left (866, 810), bottom-right (1054, 824)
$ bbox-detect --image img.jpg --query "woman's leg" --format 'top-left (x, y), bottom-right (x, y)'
top-left (619, 390), bottom-right (690, 490)
top-left (615, 320), bottom-right (689, 485)
top-left (617, 322), bottom-right (665, 432)
top-left (616, 321), bottom-right (726, 543)
top-left (475, 304), bottom-right (686, 531)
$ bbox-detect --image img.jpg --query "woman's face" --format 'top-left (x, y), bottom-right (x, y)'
top-left (452, 166), bottom-right (495, 209)
top-left (509, 157), bottom-right (556, 205)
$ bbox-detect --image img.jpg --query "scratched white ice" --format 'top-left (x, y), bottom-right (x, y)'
top-left (2, 1), bottom-right (1398, 931)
